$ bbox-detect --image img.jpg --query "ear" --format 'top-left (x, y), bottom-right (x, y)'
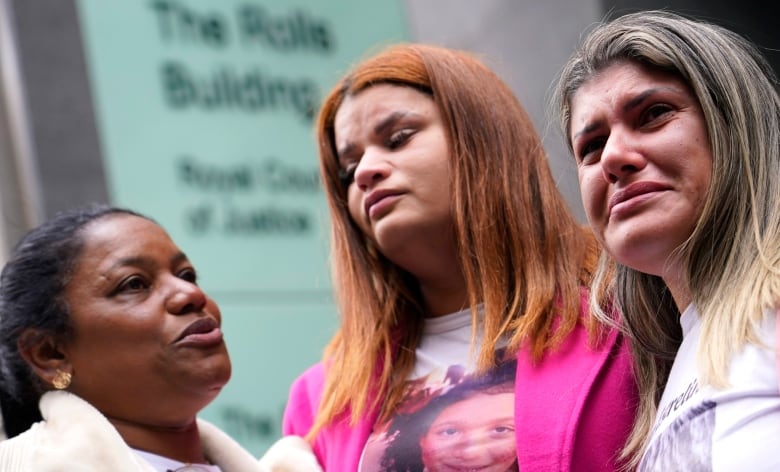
top-left (17, 328), bottom-right (71, 389)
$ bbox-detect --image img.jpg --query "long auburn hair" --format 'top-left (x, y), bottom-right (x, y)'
top-left (309, 43), bottom-right (599, 438)
top-left (554, 10), bottom-right (780, 466)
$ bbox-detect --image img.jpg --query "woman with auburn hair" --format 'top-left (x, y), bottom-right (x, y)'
top-left (555, 10), bottom-right (780, 470)
top-left (283, 44), bottom-right (638, 471)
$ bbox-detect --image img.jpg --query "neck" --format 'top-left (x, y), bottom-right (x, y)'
top-left (109, 416), bottom-right (207, 464)
top-left (663, 273), bottom-right (692, 313)
top-left (418, 272), bottom-right (469, 317)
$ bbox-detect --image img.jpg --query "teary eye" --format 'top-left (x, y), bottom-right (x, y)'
top-left (387, 129), bottom-right (414, 150)
top-left (577, 136), bottom-right (606, 164)
top-left (338, 164), bottom-right (357, 187)
top-left (641, 103), bottom-right (673, 125)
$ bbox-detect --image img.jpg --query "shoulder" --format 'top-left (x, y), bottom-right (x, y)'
top-left (283, 361), bottom-right (381, 470)
top-left (259, 436), bottom-right (323, 472)
top-left (287, 362), bottom-right (327, 411)
top-left (290, 363), bottom-right (327, 397)
top-left (514, 311), bottom-right (638, 471)
top-left (3, 391), bottom-right (152, 470)
top-left (283, 362), bottom-right (327, 436)
top-left (0, 426), bottom-right (38, 470)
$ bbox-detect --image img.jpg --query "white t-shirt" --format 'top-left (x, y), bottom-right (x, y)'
top-left (639, 305), bottom-right (780, 471)
top-left (412, 306), bottom-right (481, 378)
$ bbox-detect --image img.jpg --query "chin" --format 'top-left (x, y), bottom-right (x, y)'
top-left (196, 356), bottom-right (232, 393)
top-left (210, 360), bottom-right (232, 386)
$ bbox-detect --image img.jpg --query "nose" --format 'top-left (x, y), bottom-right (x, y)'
top-left (353, 147), bottom-right (391, 191)
top-left (451, 440), bottom-right (483, 460)
top-left (600, 131), bottom-right (646, 183)
top-left (166, 277), bottom-right (208, 315)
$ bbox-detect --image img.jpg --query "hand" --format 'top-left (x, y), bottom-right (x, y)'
top-left (258, 436), bottom-right (323, 472)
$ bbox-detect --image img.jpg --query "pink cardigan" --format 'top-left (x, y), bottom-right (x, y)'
top-left (283, 307), bottom-right (638, 471)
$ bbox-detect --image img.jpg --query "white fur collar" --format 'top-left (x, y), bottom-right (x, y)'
top-left (34, 391), bottom-right (265, 471)
top-left (1, 391), bottom-right (321, 471)
top-left (32, 390), bottom-right (157, 471)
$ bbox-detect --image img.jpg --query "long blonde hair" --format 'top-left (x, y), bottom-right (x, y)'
top-left (310, 43), bottom-right (599, 439)
top-left (554, 10), bottom-right (780, 466)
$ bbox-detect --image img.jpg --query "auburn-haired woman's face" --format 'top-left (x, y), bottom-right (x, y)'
top-left (333, 84), bottom-right (453, 270)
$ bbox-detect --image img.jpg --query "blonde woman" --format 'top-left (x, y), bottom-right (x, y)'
top-left (556, 10), bottom-right (780, 470)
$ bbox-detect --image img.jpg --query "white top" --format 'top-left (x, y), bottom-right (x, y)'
top-left (639, 305), bottom-right (780, 471)
top-left (412, 306), bottom-right (476, 378)
top-left (134, 449), bottom-right (222, 472)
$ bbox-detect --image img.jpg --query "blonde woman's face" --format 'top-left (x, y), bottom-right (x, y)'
top-left (333, 84), bottom-right (453, 271)
top-left (570, 61), bottom-right (712, 291)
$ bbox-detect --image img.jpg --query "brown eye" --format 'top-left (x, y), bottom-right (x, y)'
top-left (387, 129), bottom-right (414, 149)
top-left (179, 267), bottom-right (198, 284)
top-left (577, 137), bottom-right (606, 164)
top-left (118, 275), bottom-right (148, 293)
top-left (642, 104), bottom-right (673, 124)
top-left (338, 165), bottom-right (357, 187)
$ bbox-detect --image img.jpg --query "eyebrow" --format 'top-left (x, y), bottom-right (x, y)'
top-left (336, 110), bottom-right (420, 160)
top-left (105, 251), bottom-right (189, 273)
top-left (572, 86), bottom-right (679, 140)
top-left (374, 111), bottom-right (414, 135)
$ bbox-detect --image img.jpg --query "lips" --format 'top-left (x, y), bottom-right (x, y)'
top-left (364, 188), bottom-right (403, 219)
top-left (608, 181), bottom-right (670, 215)
top-left (174, 317), bottom-right (222, 345)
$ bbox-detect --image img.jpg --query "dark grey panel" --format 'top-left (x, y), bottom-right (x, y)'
top-left (602, 0), bottom-right (780, 76)
top-left (0, 88), bottom-right (29, 246)
top-left (10, 0), bottom-right (109, 217)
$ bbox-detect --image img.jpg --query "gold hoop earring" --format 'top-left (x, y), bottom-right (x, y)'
top-left (52, 370), bottom-right (72, 390)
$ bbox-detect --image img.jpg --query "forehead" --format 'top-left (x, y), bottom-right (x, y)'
top-left (433, 391), bottom-right (514, 420)
top-left (569, 61), bottom-right (693, 132)
top-left (334, 85), bottom-right (435, 134)
top-left (573, 61), bottom-right (689, 106)
top-left (76, 215), bottom-right (172, 264)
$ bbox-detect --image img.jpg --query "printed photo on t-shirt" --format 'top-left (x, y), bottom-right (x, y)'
top-left (640, 400), bottom-right (715, 472)
top-left (360, 349), bottom-right (519, 472)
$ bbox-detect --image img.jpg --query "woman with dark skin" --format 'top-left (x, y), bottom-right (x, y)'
top-left (0, 204), bottom-right (320, 471)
